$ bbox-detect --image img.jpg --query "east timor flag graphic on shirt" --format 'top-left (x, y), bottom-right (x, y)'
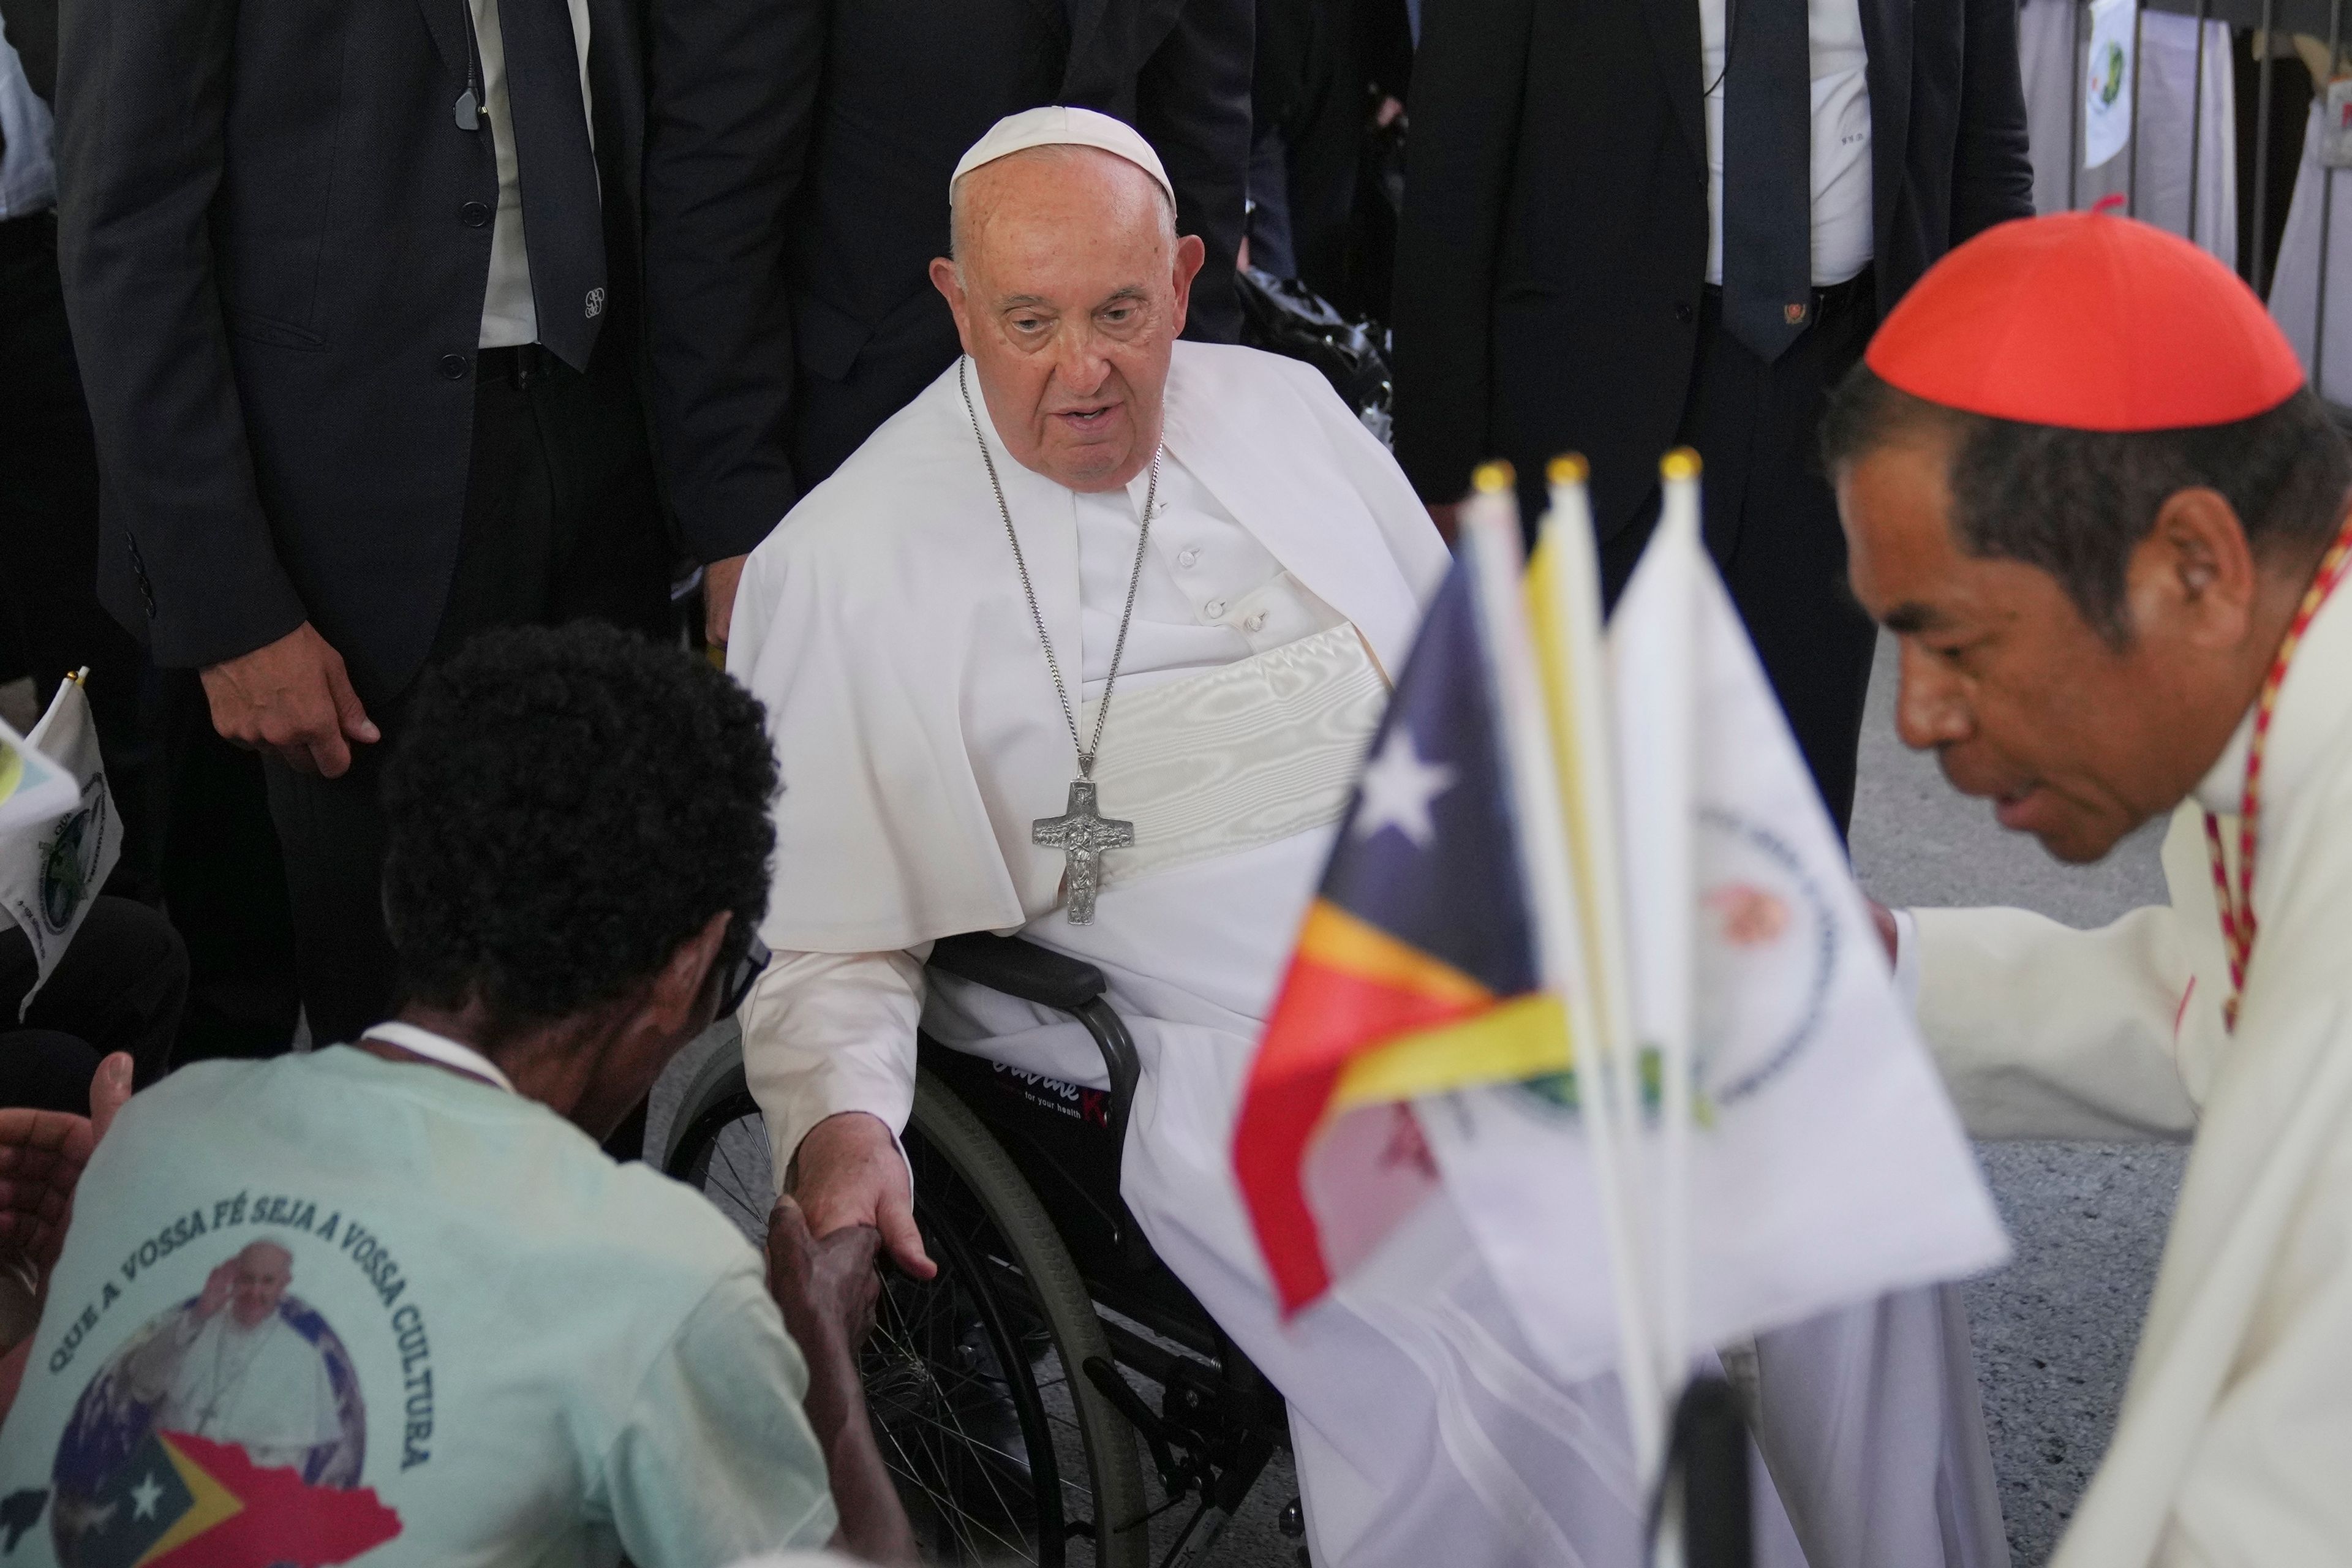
top-left (56, 1428), bottom-right (398, 1568)
top-left (1234, 558), bottom-right (1569, 1313)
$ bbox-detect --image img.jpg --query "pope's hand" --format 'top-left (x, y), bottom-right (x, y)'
top-left (195, 1261), bottom-right (236, 1319)
top-left (791, 1112), bottom-right (937, 1280)
top-left (201, 622), bottom-right (380, 778)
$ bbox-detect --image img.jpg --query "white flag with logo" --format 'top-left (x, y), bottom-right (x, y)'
top-left (0, 677), bottom-right (123, 1016)
top-left (1422, 482), bottom-right (2007, 1384)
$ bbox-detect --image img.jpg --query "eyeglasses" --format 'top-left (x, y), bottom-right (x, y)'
top-left (718, 933), bottom-right (771, 1018)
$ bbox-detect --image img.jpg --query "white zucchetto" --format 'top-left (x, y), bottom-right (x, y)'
top-left (949, 105), bottom-right (1175, 209)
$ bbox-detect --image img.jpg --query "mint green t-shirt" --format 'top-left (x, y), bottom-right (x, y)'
top-left (0, 1046), bottom-right (837, 1567)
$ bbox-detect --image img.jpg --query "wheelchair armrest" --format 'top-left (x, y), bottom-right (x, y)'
top-left (929, 932), bottom-right (1107, 1012)
top-left (927, 932), bottom-right (1141, 1177)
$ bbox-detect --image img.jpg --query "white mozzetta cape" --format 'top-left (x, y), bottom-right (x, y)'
top-left (729, 342), bottom-right (1447, 954)
top-left (1915, 587), bottom-right (2352, 1567)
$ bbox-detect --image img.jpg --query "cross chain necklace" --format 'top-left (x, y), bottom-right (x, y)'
top-left (959, 357), bottom-right (1157, 923)
top-left (196, 1315), bottom-right (276, 1433)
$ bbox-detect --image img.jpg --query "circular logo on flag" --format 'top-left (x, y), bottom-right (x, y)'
top-left (1693, 807), bottom-right (1838, 1107)
top-left (2091, 41), bottom-right (2127, 108)
top-left (37, 796), bottom-right (102, 934)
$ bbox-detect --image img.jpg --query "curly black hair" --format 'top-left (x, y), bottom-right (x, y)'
top-left (1821, 366), bottom-right (2352, 645)
top-left (380, 622), bottom-right (777, 1039)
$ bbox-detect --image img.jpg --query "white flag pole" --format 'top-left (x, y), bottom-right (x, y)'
top-left (1460, 462), bottom-right (1665, 1478)
top-left (1648, 451), bottom-right (1705, 1411)
top-left (1537, 458), bottom-right (1649, 1270)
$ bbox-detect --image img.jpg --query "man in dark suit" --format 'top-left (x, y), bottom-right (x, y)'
top-left (643, 0), bottom-right (1252, 643)
top-left (1390, 0), bottom-right (2033, 829)
top-left (55, 0), bottom-right (681, 1046)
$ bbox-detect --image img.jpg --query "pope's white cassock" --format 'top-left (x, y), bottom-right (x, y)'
top-left (134, 1310), bottom-right (342, 1469)
top-left (731, 341), bottom-right (1831, 1566)
top-left (1897, 584), bottom-right (2352, 1565)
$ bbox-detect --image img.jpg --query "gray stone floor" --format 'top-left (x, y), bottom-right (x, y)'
top-left (1850, 635), bottom-right (2180, 1567)
top-left (653, 633), bottom-right (2180, 1566)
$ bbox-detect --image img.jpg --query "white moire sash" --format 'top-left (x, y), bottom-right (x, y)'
top-left (1080, 622), bottom-right (1387, 894)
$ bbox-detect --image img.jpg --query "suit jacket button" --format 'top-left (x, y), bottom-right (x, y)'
top-left (460, 201), bottom-right (491, 228)
top-left (1675, 300), bottom-right (1695, 323)
top-left (438, 353), bottom-right (470, 380)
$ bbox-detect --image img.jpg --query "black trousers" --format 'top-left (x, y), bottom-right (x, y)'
top-left (262, 342), bottom-right (672, 1049)
top-left (0, 895), bottom-right (189, 1110)
top-left (0, 210), bottom-right (155, 886)
top-left (1601, 274), bottom-right (1880, 832)
top-left (154, 673), bottom-right (302, 1065)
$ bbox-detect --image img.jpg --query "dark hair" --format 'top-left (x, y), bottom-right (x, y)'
top-left (380, 622), bottom-right (777, 1040)
top-left (1820, 365), bottom-right (2352, 642)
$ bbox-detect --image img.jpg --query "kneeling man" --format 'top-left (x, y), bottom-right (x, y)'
top-left (731, 108), bottom-right (1677, 1566)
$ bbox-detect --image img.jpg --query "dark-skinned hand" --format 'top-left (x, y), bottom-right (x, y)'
top-left (765, 1194), bottom-right (882, 1357)
top-left (0, 1053), bottom-right (133, 1283)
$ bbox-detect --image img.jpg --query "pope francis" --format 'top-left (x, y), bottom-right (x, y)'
top-left (728, 108), bottom-right (1794, 1566)
top-left (1827, 211), bottom-right (2352, 1567)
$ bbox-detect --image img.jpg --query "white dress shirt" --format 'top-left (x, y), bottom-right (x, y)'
top-left (467, 0), bottom-right (596, 349)
top-left (1700, 0), bottom-right (1875, 287)
top-left (1075, 447), bottom-right (1344, 696)
top-left (0, 29), bottom-right (55, 219)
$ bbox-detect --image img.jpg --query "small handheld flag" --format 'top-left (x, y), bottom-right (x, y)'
top-left (0, 674), bottom-right (121, 1018)
top-left (1232, 471), bottom-right (1570, 1316)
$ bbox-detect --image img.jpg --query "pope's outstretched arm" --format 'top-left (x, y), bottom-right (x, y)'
top-left (739, 949), bottom-right (938, 1280)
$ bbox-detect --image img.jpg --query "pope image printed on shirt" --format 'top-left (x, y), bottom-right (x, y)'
top-left (120, 1243), bottom-right (350, 1473)
top-left (44, 1239), bottom-right (372, 1567)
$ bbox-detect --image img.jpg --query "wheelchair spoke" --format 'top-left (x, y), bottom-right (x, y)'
top-left (715, 1131), bottom-right (765, 1213)
top-left (860, 1264), bottom-right (1075, 1564)
top-left (873, 1412), bottom-right (1036, 1562)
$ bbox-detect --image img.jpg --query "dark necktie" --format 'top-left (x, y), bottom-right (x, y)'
top-left (1721, 0), bottom-right (1812, 363)
top-left (499, 0), bottom-right (606, 370)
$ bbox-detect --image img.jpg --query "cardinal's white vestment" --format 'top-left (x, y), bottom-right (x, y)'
top-left (1909, 586), bottom-right (2352, 1566)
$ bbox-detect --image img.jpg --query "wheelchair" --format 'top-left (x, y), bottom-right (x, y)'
top-left (661, 932), bottom-right (1300, 1568)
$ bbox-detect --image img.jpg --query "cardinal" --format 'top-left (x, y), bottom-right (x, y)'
top-left (1828, 210), bottom-right (2352, 1567)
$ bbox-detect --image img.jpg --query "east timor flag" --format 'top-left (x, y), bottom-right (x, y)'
top-left (1234, 558), bottom-right (1570, 1314)
top-left (64, 1429), bottom-right (399, 1568)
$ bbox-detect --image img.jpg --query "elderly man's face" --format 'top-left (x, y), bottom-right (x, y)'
top-left (932, 148), bottom-right (1206, 492)
top-left (232, 1245), bottom-right (292, 1329)
top-left (1838, 433), bottom-right (2241, 864)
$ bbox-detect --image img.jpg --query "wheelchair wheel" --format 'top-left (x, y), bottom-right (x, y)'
top-left (666, 1057), bottom-right (1150, 1567)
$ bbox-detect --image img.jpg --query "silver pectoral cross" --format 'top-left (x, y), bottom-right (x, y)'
top-left (1033, 778), bottom-right (1134, 925)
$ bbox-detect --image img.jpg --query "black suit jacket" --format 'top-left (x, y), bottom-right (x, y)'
top-left (1389, 0), bottom-right (2032, 535)
top-left (643, 0), bottom-right (1253, 562)
top-left (55, 0), bottom-right (652, 701)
